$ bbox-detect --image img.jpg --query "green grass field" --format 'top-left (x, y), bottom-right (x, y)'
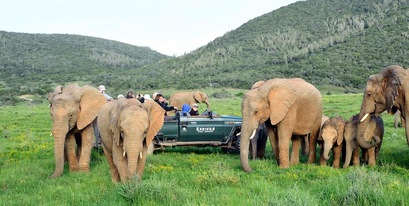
top-left (1, 92), bottom-right (409, 205)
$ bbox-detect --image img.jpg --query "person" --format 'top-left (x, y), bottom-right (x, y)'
top-left (189, 103), bottom-right (199, 116)
top-left (98, 85), bottom-right (113, 101)
top-left (117, 94), bottom-right (124, 99)
top-left (152, 92), bottom-right (160, 100)
top-left (125, 90), bottom-right (135, 99)
top-left (181, 104), bottom-right (191, 116)
top-left (154, 93), bottom-right (177, 115)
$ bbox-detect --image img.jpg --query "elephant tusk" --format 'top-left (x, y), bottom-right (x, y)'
top-left (236, 132), bottom-right (241, 136)
top-left (123, 151), bottom-right (126, 157)
top-left (140, 152), bottom-right (143, 159)
top-left (249, 130), bottom-right (257, 140)
top-left (360, 113), bottom-right (369, 122)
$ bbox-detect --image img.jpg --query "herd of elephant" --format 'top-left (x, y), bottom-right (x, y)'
top-left (47, 64), bottom-right (409, 182)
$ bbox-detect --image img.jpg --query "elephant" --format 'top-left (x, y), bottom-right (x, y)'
top-left (249, 123), bottom-right (268, 159)
top-left (240, 78), bottom-right (323, 172)
top-left (169, 91), bottom-right (210, 112)
top-left (358, 65), bottom-right (408, 147)
top-left (318, 116), bottom-right (346, 168)
top-left (98, 98), bottom-right (165, 182)
top-left (394, 110), bottom-right (405, 128)
top-left (343, 114), bottom-right (384, 168)
top-left (47, 84), bottom-right (107, 178)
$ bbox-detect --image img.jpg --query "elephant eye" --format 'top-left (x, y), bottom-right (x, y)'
top-left (254, 110), bottom-right (258, 115)
top-left (366, 92), bottom-right (371, 98)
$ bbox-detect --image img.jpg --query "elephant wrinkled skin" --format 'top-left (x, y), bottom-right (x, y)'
top-left (98, 99), bottom-right (165, 182)
top-left (240, 78), bottom-right (323, 172)
top-left (48, 84), bottom-right (107, 178)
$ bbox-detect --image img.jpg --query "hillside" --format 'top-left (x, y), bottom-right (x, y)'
top-left (0, 31), bottom-right (170, 105)
top-left (1, 0), bottom-right (409, 105)
top-left (131, 0), bottom-right (409, 91)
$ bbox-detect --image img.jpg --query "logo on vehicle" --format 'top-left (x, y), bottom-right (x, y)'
top-left (196, 127), bottom-right (215, 133)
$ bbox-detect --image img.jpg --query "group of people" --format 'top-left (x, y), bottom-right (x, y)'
top-left (97, 85), bottom-right (200, 116)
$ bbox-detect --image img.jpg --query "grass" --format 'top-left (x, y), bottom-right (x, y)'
top-left (1, 92), bottom-right (409, 205)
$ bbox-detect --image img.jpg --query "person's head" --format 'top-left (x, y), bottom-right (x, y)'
top-left (117, 94), bottom-right (124, 99)
top-left (192, 103), bottom-right (199, 111)
top-left (155, 93), bottom-right (165, 102)
top-left (98, 85), bottom-right (106, 93)
top-left (126, 90), bottom-right (134, 99)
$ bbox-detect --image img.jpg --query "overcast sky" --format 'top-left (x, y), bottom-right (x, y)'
top-left (1, 0), bottom-right (300, 56)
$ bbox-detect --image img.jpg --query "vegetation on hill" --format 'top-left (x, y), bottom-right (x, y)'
top-left (1, 0), bottom-right (409, 105)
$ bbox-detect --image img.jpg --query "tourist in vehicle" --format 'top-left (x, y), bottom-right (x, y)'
top-left (98, 85), bottom-right (113, 101)
top-left (154, 93), bottom-right (177, 114)
top-left (117, 94), bottom-right (124, 99)
top-left (189, 103), bottom-right (199, 116)
top-left (181, 104), bottom-right (191, 116)
top-left (125, 90), bottom-right (135, 99)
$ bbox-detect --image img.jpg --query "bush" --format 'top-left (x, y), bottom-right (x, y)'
top-left (211, 89), bottom-right (233, 99)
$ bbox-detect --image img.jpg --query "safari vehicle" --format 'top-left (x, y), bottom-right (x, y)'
top-left (152, 110), bottom-right (242, 153)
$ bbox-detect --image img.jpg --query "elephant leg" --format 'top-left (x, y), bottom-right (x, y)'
top-left (78, 124), bottom-right (94, 172)
top-left (65, 132), bottom-right (79, 172)
top-left (367, 147), bottom-right (376, 166)
top-left (102, 144), bottom-right (120, 183)
top-left (332, 144), bottom-right (342, 168)
top-left (352, 147), bottom-right (360, 166)
top-left (277, 126), bottom-right (292, 168)
top-left (266, 125), bottom-right (279, 164)
top-left (136, 145), bottom-right (149, 181)
top-left (250, 137), bottom-right (257, 160)
top-left (290, 137), bottom-right (301, 166)
top-left (318, 142), bottom-right (326, 166)
top-left (307, 127), bottom-right (320, 164)
top-left (256, 132), bottom-right (267, 159)
top-left (113, 145), bottom-right (128, 182)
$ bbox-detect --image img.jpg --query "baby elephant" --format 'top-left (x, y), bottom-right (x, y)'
top-left (343, 114), bottom-right (384, 168)
top-left (318, 116), bottom-right (347, 168)
top-left (98, 99), bottom-right (165, 182)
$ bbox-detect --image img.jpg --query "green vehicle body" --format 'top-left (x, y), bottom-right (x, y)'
top-left (153, 112), bottom-right (242, 152)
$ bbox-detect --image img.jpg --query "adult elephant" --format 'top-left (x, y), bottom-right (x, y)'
top-left (98, 99), bottom-right (164, 182)
top-left (240, 78), bottom-right (323, 172)
top-left (343, 114), bottom-right (383, 168)
top-left (358, 65), bottom-right (407, 147)
top-left (48, 84), bottom-right (107, 178)
top-left (169, 91), bottom-right (210, 112)
top-left (318, 116), bottom-right (346, 168)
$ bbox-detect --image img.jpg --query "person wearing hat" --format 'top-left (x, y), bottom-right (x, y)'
top-left (98, 85), bottom-right (113, 101)
top-left (189, 103), bottom-right (199, 116)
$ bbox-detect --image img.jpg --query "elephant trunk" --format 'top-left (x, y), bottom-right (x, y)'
top-left (323, 141), bottom-right (333, 160)
top-left (240, 128), bottom-right (256, 173)
top-left (126, 141), bottom-right (142, 180)
top-left (49, 119), bottom-right (69, 178)
top-left (356, 117), bottom-right (380, 149)
top-left (343, 138), bottom-right (355, 168)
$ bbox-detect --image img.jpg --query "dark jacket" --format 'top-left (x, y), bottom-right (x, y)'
top-left (155, 100), bottom-right (175, 113)
top-left (189, 109), bottom-right (199, 116)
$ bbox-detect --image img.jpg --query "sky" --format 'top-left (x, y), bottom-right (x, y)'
top-left (1, 0), bottom-right (300, 56)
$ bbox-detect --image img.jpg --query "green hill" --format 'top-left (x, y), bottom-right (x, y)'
top-left (1, 0), bottom-right (409, 105)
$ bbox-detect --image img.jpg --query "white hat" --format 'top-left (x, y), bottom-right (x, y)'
top-left (98, 85), bottom-right (106, 91)
top-left (117, 94), bottom-right (124, 99)
top-left (192, 103), bottom-right (199, 108)
top-left (143, 94), bottom-right (152, 100)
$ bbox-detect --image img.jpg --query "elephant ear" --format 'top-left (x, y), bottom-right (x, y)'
top-left (336, 119), bottom-right (346, 145)
top-left (142, 100), bottom-right (165, 147)
top-left (382, 65), bottom-right (406, 114)
top-left (194, 92), bottom-right (203, 102)
top-left (268, 87), bottom-right (297, 125)
top-left (77, 85), bottom-right (107, 130)
top-left (109, 100), bottom-right (121, 146)
top-left (251, 81), bottom-right (265, 90)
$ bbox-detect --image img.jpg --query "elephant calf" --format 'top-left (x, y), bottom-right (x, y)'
top-left (98, 99), bottom-right (165, 182)
top-left (343, 114), bottom-right (384, 168)
top-left (318, 116), bottom-right (346, 168)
